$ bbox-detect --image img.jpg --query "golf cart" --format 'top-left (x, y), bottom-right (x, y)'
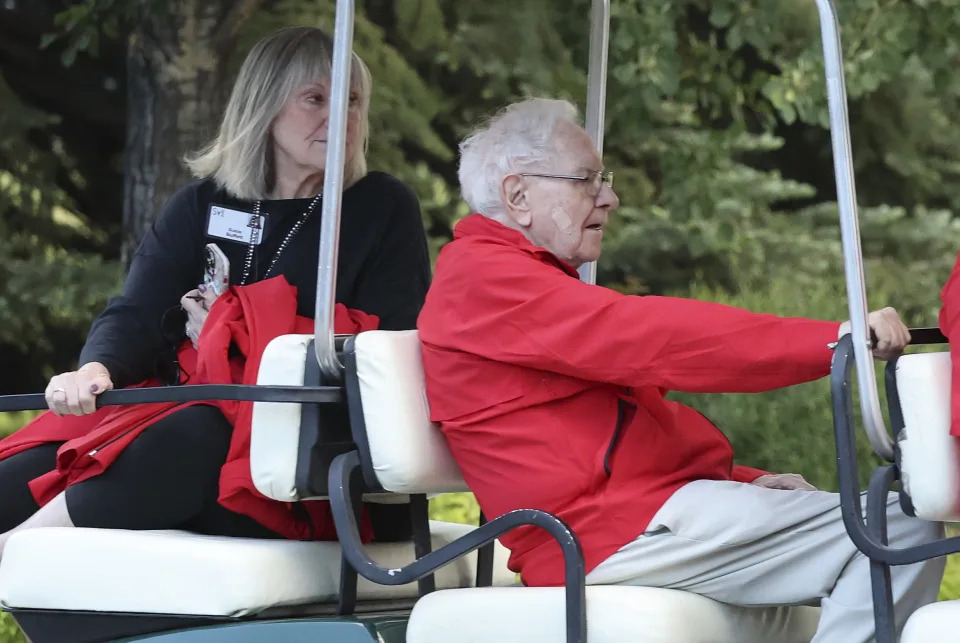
top-left (0, 0), bottom-right (948, 641)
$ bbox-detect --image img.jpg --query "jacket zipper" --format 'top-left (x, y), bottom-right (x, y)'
top-left (88, 404), bottom-right (185, 456)
top-left (603, 397), bottom-right (635, 477)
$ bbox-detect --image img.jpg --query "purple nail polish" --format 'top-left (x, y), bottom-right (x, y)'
top-left (198, 284), bottom-right (206, 293)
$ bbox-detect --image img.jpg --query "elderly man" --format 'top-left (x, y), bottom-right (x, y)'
top-left (417, 98), bottom-right (944, 642)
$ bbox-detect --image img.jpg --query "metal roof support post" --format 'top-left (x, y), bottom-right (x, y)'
top-left (814, 0), bottom-right (894, 460)
top-left (578, 0), bottom-right (610, 286)
top-left (315, 0), bottom-right (355, 380)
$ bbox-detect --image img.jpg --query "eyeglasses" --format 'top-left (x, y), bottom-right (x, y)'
top-left (519, 170), bottom-right (614, 197)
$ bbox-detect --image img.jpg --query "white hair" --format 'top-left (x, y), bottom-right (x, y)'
top-left (458, 98), bottom-right (580, 218)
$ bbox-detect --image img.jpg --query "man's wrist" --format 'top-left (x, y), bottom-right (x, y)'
top-left (837, 321), bottom-right (851, 339)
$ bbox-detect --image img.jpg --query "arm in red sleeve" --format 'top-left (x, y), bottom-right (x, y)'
top-left (731, 465), bottom-right (770, 483)
top-left (426, 248), bottom-right (841, 394)
top-left (939, 251), bottom-right (960, 436)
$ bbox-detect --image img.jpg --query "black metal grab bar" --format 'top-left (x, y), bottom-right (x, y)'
top-left (0, 384), bottom-right (343, 413)
top-left (328, 450), bottom-right (588, 643)
top-left (905, 327), bottom-right (947, 345)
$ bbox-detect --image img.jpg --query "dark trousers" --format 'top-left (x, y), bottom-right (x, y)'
top-left (0, 405), bottom-right (279, 537)
top-left (0, 404), bottom-right (412, 540)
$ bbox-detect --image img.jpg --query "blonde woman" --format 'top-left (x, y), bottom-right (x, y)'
top-left (0, 27), bottom-right (430, 548)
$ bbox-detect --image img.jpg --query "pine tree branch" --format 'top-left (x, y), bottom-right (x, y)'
top-left (213, 0), bottom-right (264, 53)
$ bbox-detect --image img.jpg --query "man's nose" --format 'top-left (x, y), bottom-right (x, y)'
top-left (596, 183), bottom-right (619, 210)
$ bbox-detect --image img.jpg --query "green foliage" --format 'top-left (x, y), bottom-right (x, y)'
top-left (942, 527), bottom-right (960, 600)
top-left (42, 0), bottom-right (125, 65)
top-left (429, 493), bottom-right (481, 527)
top-left (0, 413), bottom-right (37, 440)
top-left (0, 614), bottom-right (25, 643)
top-left (0, 238), bottom-right (119, 349)
top-left (0, 74), bottom-right (120, 383)
top-left (7, 0), bottom-right (960, 381)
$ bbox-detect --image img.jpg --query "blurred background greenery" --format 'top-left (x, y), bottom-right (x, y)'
top-left (3, 0), bottom-right (960, 637)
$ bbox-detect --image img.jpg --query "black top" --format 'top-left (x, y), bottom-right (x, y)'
top-left (79, 171), bottom-right (431, 388)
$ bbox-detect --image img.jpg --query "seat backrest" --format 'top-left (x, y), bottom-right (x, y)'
top-left (892, 351), bottom-right (960, 521)
top-left (250, 334), bottom-right (354, 502)
top-left (345, 330), bottom-right (469, 494)
top-left (251, 334), bottom-right (313, 502)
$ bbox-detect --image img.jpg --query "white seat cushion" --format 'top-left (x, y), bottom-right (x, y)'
top-left (0, 521), bottom-right (514, 618)
top-left (353, 330), bottom-right (468, 494)
top-left (250, 334), bottom-right (408, 504)
top-left (250, 334), bottom-right (314, 502)
top-left (894, 352), bottom-right (960, 521)
top-left (901, 600), bottom-right (960, 642)
top-left (408, 586), bottom-right (820, 643)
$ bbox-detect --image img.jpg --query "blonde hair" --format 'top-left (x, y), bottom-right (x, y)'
top-left (186, 27), bottom-right (372, 200)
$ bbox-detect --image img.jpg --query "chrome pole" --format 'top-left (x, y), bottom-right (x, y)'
top-left (578, 0), bottom-right (610, 286)
top-left (315, 0), bottom-right (354, 380)
top-left (814, 0), bottom-right (893, 460)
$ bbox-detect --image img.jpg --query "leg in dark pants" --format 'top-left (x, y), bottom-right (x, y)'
top-left (0, 443), bottom-right (63, 532)
top-left (66, 404), bottom-right (280, 539)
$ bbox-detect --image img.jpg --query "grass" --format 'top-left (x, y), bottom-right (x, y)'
top-left (942, 526), bottom-right (960, 600)
top-left (0, 413), bottom-right (36, 439)
top-left (0, 414), bottom-right (32, 642)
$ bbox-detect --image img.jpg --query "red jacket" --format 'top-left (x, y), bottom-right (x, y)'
top-left (939, 252), bottom-right (960, 436)
top-left (0, 276), bottom-right (378, 541)
top-left (417, 214), bottom-right (841, 586)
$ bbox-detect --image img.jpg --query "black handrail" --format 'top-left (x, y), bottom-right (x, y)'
top-left (832, 333), bottom-right (960, 565)
top-left (328, 451), bottom-right (587, 643)
top-left (906, 327), bottom-right (947, 345)
top-left (0, 384), bottom-right (342, 413)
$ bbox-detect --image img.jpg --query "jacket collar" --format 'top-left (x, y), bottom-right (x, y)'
top-left (453, 214), bottom-right (581, 278)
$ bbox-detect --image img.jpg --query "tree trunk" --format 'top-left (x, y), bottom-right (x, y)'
top-left (122, 0), bottom-right (262, 267)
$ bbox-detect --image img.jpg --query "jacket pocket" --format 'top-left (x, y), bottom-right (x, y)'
top-left (603, 398), bottom-right (636, 477)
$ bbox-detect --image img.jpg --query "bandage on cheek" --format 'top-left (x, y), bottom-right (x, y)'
top-left (550, 207), bottom-right (577, 235)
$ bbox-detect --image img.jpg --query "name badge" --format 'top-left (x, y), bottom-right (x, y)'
top-left (206, 204), bottom-right (265, 245)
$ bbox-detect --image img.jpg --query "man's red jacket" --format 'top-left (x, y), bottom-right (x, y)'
top-left (939, 252), bottom-right (960, 437)
top-left (0, 276), bottom-right (378, 541)
top-left (418, 214), bottom-right (842, 586)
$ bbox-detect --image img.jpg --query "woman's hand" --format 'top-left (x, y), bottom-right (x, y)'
top-left (45, 362), bottom-right (114, 416)
top-left (180, 284), bottom-right (219, 349)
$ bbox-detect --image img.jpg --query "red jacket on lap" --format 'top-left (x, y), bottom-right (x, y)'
top-left (417, 214), bottom-right (841, 586)
top-left (0, 276), bottom-right (378, 541)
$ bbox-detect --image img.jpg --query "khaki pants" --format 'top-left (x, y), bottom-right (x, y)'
top-left (586, 480), bottom-right (945, 643)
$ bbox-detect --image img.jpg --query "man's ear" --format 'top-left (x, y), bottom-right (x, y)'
top-left (501, 174), bottom-right (533, 227)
